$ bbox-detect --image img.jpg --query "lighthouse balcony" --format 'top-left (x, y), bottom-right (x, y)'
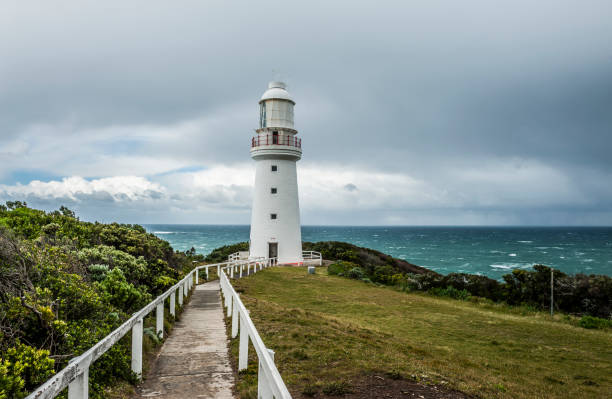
top-left (251, 134), bottom-right (301, 148)
top-left (250, 134), bottom-right (302, 160)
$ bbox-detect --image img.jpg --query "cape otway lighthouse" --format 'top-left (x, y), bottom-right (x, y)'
top-left (249, 82), bottom-right (303, 264)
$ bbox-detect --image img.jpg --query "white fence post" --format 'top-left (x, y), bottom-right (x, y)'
top-left (227, 291), bottom-right (232, 317)
top-left (170, 291), bottom-right (176, 317)
top-left (196, 268), bottom-right (199, 285)
top-left (258, 349), bottom-right (275, 399)
top-left (131, 318), bottom-right (143, 379)
top-left (231, 296), bottom-right (239, 338)
top-left (67, 367), bottom-right (88, 399)
top-left (223, 279), bottom-right (229, 308)
top-left (238, 314), bottom-right (249, 370)
top-left (156, 302), bottom-right (164, 339)
top-left (206, 266), bottom-right (209, 280)
top-left (178, 285), bottom-right (183, 306)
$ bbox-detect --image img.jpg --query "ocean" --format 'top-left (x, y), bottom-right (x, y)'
top-left (143, 225), bottom-right (612, 279)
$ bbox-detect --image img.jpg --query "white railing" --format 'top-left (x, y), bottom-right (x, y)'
top-left (28, 258), bottom-right (291, 399)
top-left (216, 258), bottom-right (292, 399)
top-left (228, 251), bottom-right (249, 262)
top-left (302, 251), bottom-right (322, 265)
top-left (26, 263), bottom-right (212, 399)
top-left (231, 251), bottom-right (321, 266)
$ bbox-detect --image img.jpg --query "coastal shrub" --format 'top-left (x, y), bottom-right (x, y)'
top-left (205, 242), bottom-right (249, 263)
top-left (327, 261), bottom-right (358, 276)
top-left (96, 268), bottom-right (151, 314)
top-left (88, 264), bottom-right (110, 282)
top-left (346, 267), bottom-right (365, 280)
top-left (313, 239), bottom-right (612, 319)
top-left (371, 265), bottom-right (397, 284)
top-left (430, 286), bottom-right (471, 300)
top-left (440, 273), bottom-right (504, 301)
top-left (303, 241), bottom-right (430, 275)
top-left (0, 342), bottom-right (55, 398)
top-left (79, 245), bottom-right (148, 285)
top-left (579, 316), bottom-right (612, 329)
top-left (0, 203), bottom-right (201, 397)
top-left (502, 265), bottom-right (612, 318)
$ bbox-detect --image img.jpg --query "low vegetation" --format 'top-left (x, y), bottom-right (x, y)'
top-left (230, 266), bottom-right (612, 398)
top-left (306, 240), bottom-right (611, 319)
top-left (0, 202), bottom-right (200, 398)
top-left (204, 241), bottom-right (249, 263)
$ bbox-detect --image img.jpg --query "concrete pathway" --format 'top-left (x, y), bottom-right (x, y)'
top-left (135, 281), bottom-right (235, 398)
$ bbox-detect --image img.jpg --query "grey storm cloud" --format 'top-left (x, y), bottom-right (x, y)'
top-left (0, 0), bottom-right (611, 224)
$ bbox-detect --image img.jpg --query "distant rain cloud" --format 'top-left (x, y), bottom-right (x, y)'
top-left (1, 1), bottom-right (611, 224)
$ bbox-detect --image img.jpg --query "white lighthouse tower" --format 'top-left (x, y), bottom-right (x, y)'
top-left (249, 81), bottom-right (303, 264)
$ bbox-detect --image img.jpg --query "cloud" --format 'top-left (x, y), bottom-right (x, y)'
top-left (1, 1), bottom-right (611, 224)
top-left (0, 176), bottom-right (165, 203)
top-left (5, 158), bottom-right (608, 225)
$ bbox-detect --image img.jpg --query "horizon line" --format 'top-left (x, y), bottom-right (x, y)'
top-left (139, 223), bottom-right (612, 228)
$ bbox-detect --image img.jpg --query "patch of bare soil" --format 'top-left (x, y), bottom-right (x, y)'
top-left (294, 375), bottom-right (471, 399)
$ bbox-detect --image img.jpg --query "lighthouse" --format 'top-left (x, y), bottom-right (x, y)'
top-left (249, 81), bottom-right (303, 264)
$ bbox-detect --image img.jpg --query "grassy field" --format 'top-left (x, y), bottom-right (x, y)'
top-left (229, 266), bottom-right (611, 398)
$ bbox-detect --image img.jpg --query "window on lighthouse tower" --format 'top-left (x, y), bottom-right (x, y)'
top-left (260, 102), bottom-right (266, 128)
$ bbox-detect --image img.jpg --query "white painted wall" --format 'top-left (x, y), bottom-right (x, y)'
top-left (249, 157), bottom-right (302, 263)
top-left (250, 82), bottom-right (303, 264)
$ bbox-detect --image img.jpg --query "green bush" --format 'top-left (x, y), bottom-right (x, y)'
top-left (96, 268), bottom-right (152, 314)
top-left (0, 342), bottom-right (55, 398)
top-left (88, 264), bottom-right (110, 282)
top-left (0, 203), bottom-right (200, 397)
top-left (430, 286), bottom-right (471, 300)
top-left (346, 267), bottom-right (365, 280)
top-left (372, 265), bottom-right (396, 284)
top-left (579, 315), bottom-right (612, 329)
top-left (204, 242), bottom-right (249, 263)
top-left (327, 261), bottom-right (359, 276)
top-left (319, 242), bottom-right (612, 319)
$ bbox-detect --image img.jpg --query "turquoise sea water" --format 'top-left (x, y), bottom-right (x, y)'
top-left (143, 225), bottom-right (612, 279)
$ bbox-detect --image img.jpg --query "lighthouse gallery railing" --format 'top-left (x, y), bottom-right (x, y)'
top-left (252, 134), bottom-right (301, 148)
top-left (26, 259), bottom-right (291, 399)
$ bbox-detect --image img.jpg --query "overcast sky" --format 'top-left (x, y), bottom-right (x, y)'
top-left (1, 1), bottom-right (611, 225)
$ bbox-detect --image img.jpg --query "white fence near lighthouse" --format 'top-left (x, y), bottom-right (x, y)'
top-left (302, 250), bottom-right (322, 265)
top-left (25, 257), bottom-right (293, 399)
top-left (218, 258), bottom-right (293, 399)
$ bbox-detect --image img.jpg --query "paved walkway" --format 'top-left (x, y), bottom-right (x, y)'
top-left (136, 281), bottom-right (235, 398)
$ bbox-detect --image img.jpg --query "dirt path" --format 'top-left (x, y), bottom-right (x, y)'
top-left (135, 281), bottom-right (235, 398)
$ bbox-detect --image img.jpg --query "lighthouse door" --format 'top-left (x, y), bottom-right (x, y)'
top-left (268, 243), bottom-right (278, 259)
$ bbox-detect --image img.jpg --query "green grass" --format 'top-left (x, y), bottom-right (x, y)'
top-left (230, 267), bottom-right (612, 398)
